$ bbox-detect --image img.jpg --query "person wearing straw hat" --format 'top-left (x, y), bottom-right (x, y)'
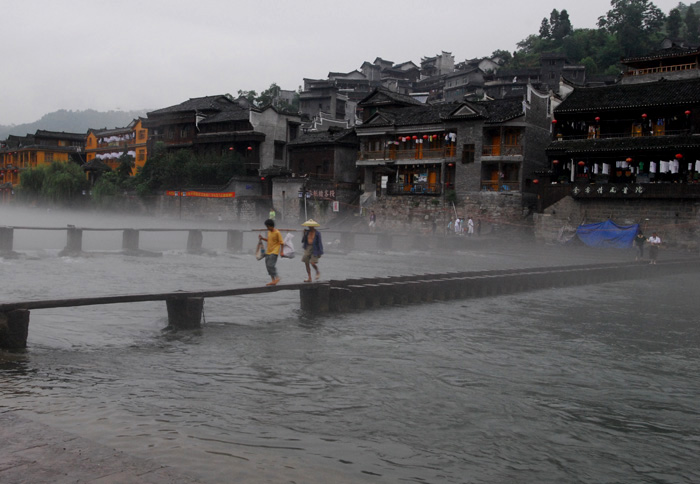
top-left (301, 219), bottom-right (324, 282)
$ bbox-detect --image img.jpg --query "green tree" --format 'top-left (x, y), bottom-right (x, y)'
top-left (116, 151), bottom-right (135, 179)
top-left (37, 162), bottom-right (89, 204)
top-left (597, 0), bottom-right (666, 57)
top-left (580, 56), bottom-right (599, 75)
top-left (539, 18), bottom-right (551, 38)
top-left (667, 8), bottom-right (683, 37)
top-left (91, 171), bottom-right (120, 205)
top-left (686, 6), bottom-right (700, 42)
top-left (552, 9), bottom-right (573, 40)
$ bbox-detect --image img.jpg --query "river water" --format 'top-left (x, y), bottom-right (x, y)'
top-left (1, 207), bottom-right (699, 483)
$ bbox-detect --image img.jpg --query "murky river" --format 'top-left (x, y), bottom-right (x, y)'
top-left (1, 207), bottom-right (699, 483)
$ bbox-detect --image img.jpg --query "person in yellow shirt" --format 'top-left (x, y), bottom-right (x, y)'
top-left (259, 219), bottom-right (283, 285)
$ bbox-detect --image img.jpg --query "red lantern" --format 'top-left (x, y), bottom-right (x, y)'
top-left (552, 159), bottom-right (559, 164)
top-left (577, 161), bottom-right (585, 166)
top-left (412, 136), bottom-right (418, 140)
top-left (641, 113), bottom-right (647, 119)
top-left (595, 117), bottom-right (600, 122)
top-left (423, 135), bottom-right (428, 139)
top-left (685, 110), bottom-right (691, 116)
top-left (626, 157), bottom-right (633, 163)
top-left (229, 147), bottom-right (233, 151)
top-left (675, 153), bottom-right (683, 159)
top-left (447, 162), bottom-right (454, 167)
top-left (552, 119), bottom-right (557, 124)
top-left (247, 146), bottom-right (253, 151)
top-left (533, 179), bottom-right (539, 184)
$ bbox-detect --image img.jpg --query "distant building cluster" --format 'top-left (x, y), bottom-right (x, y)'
top-left (2, 40), bottom-right (700, 227)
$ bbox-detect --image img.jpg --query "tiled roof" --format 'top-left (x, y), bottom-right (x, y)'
top-left (147, 95), bottom-right (237, 115)
top-left (622, 45), bottom-right (700, 63)
top-left (361, 104), bottom-right (459, 128)
top-left (198, 105), bottom-right (250, 123)
top-left (465, 98), bottom-right (524, 123)
top-left (555, 78), bottom-right (700, 113)
top-left (545, 134), bottom-right (700, 153)
top-left (287, 128), bottom-right (357, 147)
top-left (35, 130), bottom-right (86, 141)
top-left (358, 87), bottom-right (424, 107)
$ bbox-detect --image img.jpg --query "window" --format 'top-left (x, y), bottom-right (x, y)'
top-left (45, 152), bottom-right (54, 162)
top-left (289, 124), bottom-right (299, 141)
top-left (462, 144), bottom-right (475, 164)
top-left (137, 149), bottom-right (145, 162)
top-left (274, 141), bottom-right (285, 160)
top-left (138, 130), bottom-right (146, 140)
top-left (180, 126), bottom-right (189, 138)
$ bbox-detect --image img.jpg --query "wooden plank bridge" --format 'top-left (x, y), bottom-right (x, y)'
top-left (2, 259), bottom-right (698, 350)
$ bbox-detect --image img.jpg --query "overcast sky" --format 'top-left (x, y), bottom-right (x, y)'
top-left (1, 0), bottom-right (683, 125)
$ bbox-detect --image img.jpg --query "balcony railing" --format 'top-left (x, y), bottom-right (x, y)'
top-left (386, 183), bottom-right (442, 195)
top-left (481, 144), bottom-right (523, 156)
top-left (480, 180), bottom-right (520, 192)
top-left (554, 129), bottom-right (690, 141)
top-left (626, 62), bottom-right (698, 76)
top-left (359, 146), bottom-right (456, 161)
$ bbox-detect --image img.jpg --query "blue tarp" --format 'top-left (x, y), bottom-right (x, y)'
top-left (576, 220), bottom-right (639, 249)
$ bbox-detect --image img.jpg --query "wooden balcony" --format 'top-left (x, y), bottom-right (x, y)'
top-left (359, 146), bottom-right (456, 161)
top-left (626, 62), bottom-right (698, 76)
top-left (482, 144), bottom-right (523, 157)
top-left (480, 180), bottom-right (520, 192)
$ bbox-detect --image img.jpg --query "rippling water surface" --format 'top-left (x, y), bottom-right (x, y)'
top-left (1, 209), bottom-right (699, 483)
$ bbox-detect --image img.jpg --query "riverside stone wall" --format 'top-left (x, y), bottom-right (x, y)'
top-left (534, 196), bottom-right (700, 250)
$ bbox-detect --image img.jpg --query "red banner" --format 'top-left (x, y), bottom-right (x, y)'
top-left (166, 191), bottom-right (235, 198)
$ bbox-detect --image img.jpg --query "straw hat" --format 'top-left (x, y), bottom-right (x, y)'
top-left (301, 219), bottom-right (320, 227)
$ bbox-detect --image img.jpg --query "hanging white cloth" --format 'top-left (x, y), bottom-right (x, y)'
top-left (602, 163), bottom-right (610, 175)
top-left (650, 161), bottom-right (657, 174)
top-left (660, 161), bottom-right (669, 173)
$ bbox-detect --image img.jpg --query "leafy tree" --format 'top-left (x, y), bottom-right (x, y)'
top-left (23, 162), bottom-right (89, 204)
top-left (116, 151), bottom-right (135, 179)
top-left (686, 6), bottom-right (700, 42)
top-left (667, 8), bottom-right (683, 37)
top-left (491, 49), bottom-right (512, 64)
top-left (91, 171), bottom-right (121, 205)
top-left (236, 89), bottom-right (257, 105)
top-left (580, 56), bottom-right (599, 75)
top-left (552, 9), bottom-right (573, 40)
top-left (539, 18), bottom-right (551, 38)
top-left (257, 83), bottom-right (281, 107)
top-left (597, 0), bottom-right (666, 56)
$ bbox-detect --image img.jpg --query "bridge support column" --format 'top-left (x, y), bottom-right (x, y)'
top-left (0, 227), bottom-right (14, 253)
top-left (166, 297), bottom-right (203, 329)
top-left (226, 230), bottom-right (243, 252)
top-left (122, 229), bottom-right (140, 251)
top-left (61, 227), bottom-right (83, 255)
top-left (0, 310), bottom-right (30, 349)
top-left (187, 230), bottom-right (203, 253)
top-left (300, 284), bottom-right (330, 314)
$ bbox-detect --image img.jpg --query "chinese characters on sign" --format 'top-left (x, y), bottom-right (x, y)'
top-left (571, 184), bottom-right (644, 197)
top-left (307, 189), bottom-right (336, 200)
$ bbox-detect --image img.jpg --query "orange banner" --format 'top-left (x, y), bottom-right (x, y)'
top-left (166, 191), bottom-right (235, 198)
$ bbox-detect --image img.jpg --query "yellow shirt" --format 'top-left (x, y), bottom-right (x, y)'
top-left (266, 229), bottom-right (283, 255)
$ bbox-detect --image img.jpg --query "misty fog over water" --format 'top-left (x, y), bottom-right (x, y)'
top-left (1, 206), bottom-right (699, 483)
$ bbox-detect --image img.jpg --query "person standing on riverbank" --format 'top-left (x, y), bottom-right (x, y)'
top-left (647, 232), bottom-right (661, 265)
top-left (301, 219), bottom-right (323, 282)
top-left (634, 231), bottom-right (646, 261)
top-left (259, 219), bottom-right (283, 285)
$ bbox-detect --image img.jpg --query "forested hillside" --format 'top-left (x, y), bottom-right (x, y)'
top-left (501, 0), bottom-right (700, 76)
